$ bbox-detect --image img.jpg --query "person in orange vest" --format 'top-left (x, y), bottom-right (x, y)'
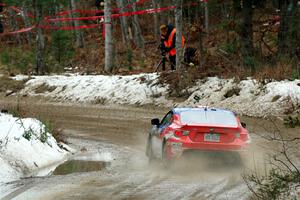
top-left (160, 24), bottom-right (185, 70)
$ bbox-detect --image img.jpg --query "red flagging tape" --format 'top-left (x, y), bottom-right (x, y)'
top-left (46, 0), bottom-right (149, 19)
top-left (1, 1), bottom-right (200, 34)
top-left (0, 26), bottom-right (35, 35)
top-left (10, 6), bottom-right (34, 18)
top-left (41, 24), bottom-right (100, 31)
top-left (45, 3), bottom-right (199, 23)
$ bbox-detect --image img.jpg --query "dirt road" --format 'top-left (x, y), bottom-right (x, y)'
top-left (0, 97), bottom-right (298, 200)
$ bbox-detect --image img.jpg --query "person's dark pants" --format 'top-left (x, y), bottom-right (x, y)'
top-left (169, 55), bottom-right (176, 70)
top-left (162, 57), bottom-right (166, 71)
top-left (0, 21), bottom-right (3, 34)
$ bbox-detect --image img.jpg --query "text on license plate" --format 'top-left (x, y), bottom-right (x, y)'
top-left (204, 133), bottom-right (220, 142)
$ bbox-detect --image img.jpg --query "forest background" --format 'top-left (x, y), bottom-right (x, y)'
top-left (0, 0), bottom-right (299, 83)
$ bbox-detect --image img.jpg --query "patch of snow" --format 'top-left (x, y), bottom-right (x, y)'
top-left (184, 77), bottom-right (300, 117)
top-left (0, 113), bottom-right (70, 183)
top-left (16, 73), bottom-right (300, 117)
top-left (11, 75), bottom-right (30, 81)
top-left (19, 73), bottom-right (169, 106)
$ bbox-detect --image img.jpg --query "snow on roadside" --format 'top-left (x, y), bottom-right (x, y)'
top-left (14, 74), bottom-right (300, 117)
top-left (0, 113), bottom-right (70, 183)
top-left (18, 73), bottom-right (169, 105)
top-left (184, 77), bottom-right (300, 117)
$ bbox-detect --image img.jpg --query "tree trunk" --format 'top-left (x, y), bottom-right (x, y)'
top-left (131, 0), bottom-right (145, 56)
top-left (159, 0), bottom-right (168, 24)
top-left (175, 0), bottom-right (183, 70)
top-left (21, 2), bottom-right (32, 45)
top-left (277, 0), bottom-right (300, 57)
top-left (204, 0), bottom-right (209, 33)
top-left (35, 1), bottom-right (45, 75)
top-left (240, 0), bottom-right (254, 65)
top-left (116, 0), bottom-right (130, 44)
top-left (8, 8), bottom-right (21, 45)
top-left (152, 0), bottom-right (160, 41)
top-left (70, 0), bottom-right (84, 48)
top-left (104, 0), bottom-right (114, 72)
top-left (278, 0), bottom-right (289, 55)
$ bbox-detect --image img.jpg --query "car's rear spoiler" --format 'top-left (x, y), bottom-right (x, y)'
top-left (178, 123), bottom-right (239, 129)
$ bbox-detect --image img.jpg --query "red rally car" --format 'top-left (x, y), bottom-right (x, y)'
top-left (146, 107), bottom-right (251, 167)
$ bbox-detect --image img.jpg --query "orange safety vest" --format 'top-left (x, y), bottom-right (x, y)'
top-left (164, 28), bottom-right (186, 56)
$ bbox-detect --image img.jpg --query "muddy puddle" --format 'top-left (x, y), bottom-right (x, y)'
top-left (52, 160), bottom-right (109, 175)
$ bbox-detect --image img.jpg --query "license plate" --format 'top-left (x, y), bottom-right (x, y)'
top-left (204, 133), bottom-right (220, 142)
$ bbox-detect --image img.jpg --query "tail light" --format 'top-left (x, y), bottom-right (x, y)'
top-left (174, 130), bottom-right (182, 137)
top-left (174, 130), bottom-right (189, 138)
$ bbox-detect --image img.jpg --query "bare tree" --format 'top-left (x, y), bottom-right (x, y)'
top-left (8, 8), bottom-right (21, 45)
top-left (240, 0), bottom-right (254, 68)
top-left (152, 0), bottom-right (160, 41)
top-left (131, 0), bottom-right (145, 56)
top-left (243, 119), bottom-right (300, 199)
top-left (35, 1), bottom-right (45, 75)
top-left (204, 0), bottom-right (209, 33)
top-left (175, 0), bottom-right (183, 70)
top-left (104, 0), bottom-right (114, 72)
top-left (21, 2), bottom-right (33, 45)
top-left (70, 0), bottom-right (84, 48)
top-left (116, 0), bottom-right (130, 44)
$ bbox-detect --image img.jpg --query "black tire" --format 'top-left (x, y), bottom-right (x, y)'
top-left (232, 152), bottom-right (242, 166)
top-left (162, 142), bottom-right (174, 168)
top-left (146, 135), bottom-right (155, 164)
top-left (225, 152), bottom-right (242, 167)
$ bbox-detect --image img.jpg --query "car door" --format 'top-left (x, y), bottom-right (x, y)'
top-left (152, 111), bottom-right (173, 158)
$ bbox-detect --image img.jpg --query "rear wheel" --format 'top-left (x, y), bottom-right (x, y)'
top-left (232, 152), bottom-right (242, 166)
top-left (162, 141), bottom-right (174, 168)
top-left (146, 135), bottom-right (155, 164)
top-left (226, 152), bottom-right (242, 167)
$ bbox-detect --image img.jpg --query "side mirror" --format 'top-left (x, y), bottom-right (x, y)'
top-left (151, 118), bottom-right (160, 126)
top-left (241, 122), bottom-right (247, 128)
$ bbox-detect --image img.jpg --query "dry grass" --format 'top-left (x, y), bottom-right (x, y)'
top-left (0, 76), bottom-right (28, 94)
top-left (253, 62), bottom-right (295, 82)
top-left (158, 53), bottom-right (244, 98)
top-left (34, 83), bottom-right (57, 94)
top-left (50, 126), bottom-right (67, 144)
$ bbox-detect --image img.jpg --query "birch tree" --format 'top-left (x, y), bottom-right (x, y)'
top-left (131, 0), bottom-right (145, 56)
top-left (116, 0), bottom-right (130, 44)
top-left (21, 2), bottom-right (32, 44)
top-left (70, 0), bottom-right (84, 48)
top-left (175, 0), bottom-right (183, 70)
top-left (152, 0), bottom-right (160, 40)
top-left (104, 0), bottom-right (114, 72)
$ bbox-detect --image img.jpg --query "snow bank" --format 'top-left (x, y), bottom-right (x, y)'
top-left (15, 74), bottom-right (300, 117)
top-left (0, 113), bottom-right (69, 182)
top-left (19, 73), bottom-right (169, 105)
top-left (184, 77), bottom-right (300, 117)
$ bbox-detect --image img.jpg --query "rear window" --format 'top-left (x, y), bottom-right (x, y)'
top-left (180, 110), bottom-right (238, 127)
